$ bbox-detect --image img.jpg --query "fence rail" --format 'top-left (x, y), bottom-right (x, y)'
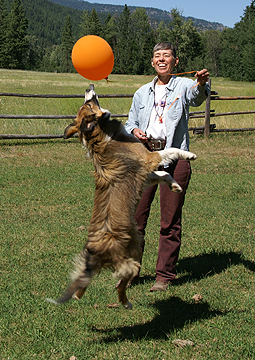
top-left (0, 84), bottom-right (255, 140)
top-left (0, 92), bottom-right (133, 99)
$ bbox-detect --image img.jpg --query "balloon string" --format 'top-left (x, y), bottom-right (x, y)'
top-left (158, 82), bottom-right (199, 123)
top-left (105, 77), bottom-right (115, 83)
top-left (158, 70), bottom-right (197, 76)
top-left (105, 70), bottom-right (197, 83)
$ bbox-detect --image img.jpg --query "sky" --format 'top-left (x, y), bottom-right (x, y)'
top-left (95, 0), bottom-right (251, 28)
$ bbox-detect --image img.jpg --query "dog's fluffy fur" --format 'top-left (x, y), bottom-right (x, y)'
top-left (49, 85), bottom-right (196, 309)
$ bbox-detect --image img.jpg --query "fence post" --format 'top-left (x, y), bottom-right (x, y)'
top-left (204, 78), bottom-right (211, 137)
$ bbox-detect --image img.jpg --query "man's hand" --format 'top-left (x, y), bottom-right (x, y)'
top-left (195, 69), bottom-right (209, 86)
top-left (132, 128), bottom-right (148, 143)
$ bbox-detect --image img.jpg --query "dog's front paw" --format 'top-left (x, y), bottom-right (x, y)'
top-left (171, 182), bottom-right (183, 193)
top-left (186, 151), bottom-right (197, 160)
top-left (178, 150), bottom-right (197, 160)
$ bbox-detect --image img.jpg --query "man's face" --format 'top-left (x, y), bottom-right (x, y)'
top-left (151, 49), bottom-right (179, 76)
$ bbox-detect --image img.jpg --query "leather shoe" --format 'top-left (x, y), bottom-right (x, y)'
top-left (150, 280), bottom-right (169, 292)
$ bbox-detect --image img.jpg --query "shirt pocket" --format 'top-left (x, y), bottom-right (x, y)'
top-left (166, 97), bottom-right (182, 124)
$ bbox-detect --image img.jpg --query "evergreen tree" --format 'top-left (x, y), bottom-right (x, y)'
top-left (40, 46), bottom-right (53, 72)
top-left (103, 14), bottom-right (118, 51)
top-left (50, 44), bottom-right (62, 72)
top-left (240, 1), bottom-right (255, 81)
top-left (242, 18), bottom-right (255, 81)
top-left (241, 0), bottom-right (255, 22)
top-left (220, 27), bottom-right (241, 80)
top-left (115, 5), bottom-right (136, 74)
top-left (142, 30), bottom-right (156, 75)
top-left (5, 0), bottom-right (29, 69)
top-left (89, 8), bottom-right (102, 36)
top-left (168, 8), bottom-right (183, 49)
top-left (202, 30), bottom-right (221, 77)
top-left (220, 1), bottom-right (255, 81)
top-left (80, 10), bottom-right (90, 37)
top-left (80, 8), bottom-right (102, 37)
top-left (179, 19), bottom-right (202, 71)
top-left (168, 8), bottom-right (202, 73)
top-left (25, 35), bottom-right (42, 70)
top-left (61, 15), bottom-right (74, 72)
top-left (156, 21), bottom-right (171, 43)
top-left (131, 8), bottom-right (155, 74)
top-left (0, 0), bottom-right (8, 68)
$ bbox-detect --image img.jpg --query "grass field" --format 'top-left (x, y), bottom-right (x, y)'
top-left (0, 69), bottom-right (255, 136)
top-left (0, 70), bottom-right (255, 359)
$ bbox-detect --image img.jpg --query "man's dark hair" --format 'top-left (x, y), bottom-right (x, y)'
top-left (152, 42), bottom-right (177, 58)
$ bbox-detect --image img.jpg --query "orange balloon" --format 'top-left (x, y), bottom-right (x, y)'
top-left (71, 35), bottom-right (114, 81)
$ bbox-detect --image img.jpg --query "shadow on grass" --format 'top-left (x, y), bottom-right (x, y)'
top-left (131, 251), bottom-right (255, 287)
top-left (90, 251), bottom-right (254, 342)
top-left (175, 251), bottom-right (255, 285)
top-left (93, 296), bottom-right (223, 342)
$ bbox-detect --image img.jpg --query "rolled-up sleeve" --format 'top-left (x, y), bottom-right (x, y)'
top-left (188, 82), bottom-right (210, 107)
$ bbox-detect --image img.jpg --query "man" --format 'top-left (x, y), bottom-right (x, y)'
top-left (125, 42), bottom-right (210, 291)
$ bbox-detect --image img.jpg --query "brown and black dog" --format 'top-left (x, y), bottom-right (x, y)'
top-left (48, 85), bottom-right (196, 309)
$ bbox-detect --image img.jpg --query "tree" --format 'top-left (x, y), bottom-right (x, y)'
top-left (5, 0), bottom-right (29, 69)
top-left (178, 20), bottom-right (202, 71)
top-left (0, 0), bottom-right (8, 68)
top-left (220, 1), bottom-right (255, 81)
top-left (241, 10), bottom-right (255, 81)
top-left (201, 30), bottom-right (221, 77)
top-left (49, 45), bottom-right (62, 72)
top-left (168, 8), bottom-right (202, 73)
top-left (103, 14), bottom-right (118, 51)
top-left (131, 8), bottom-right (155, 74)
top-left (156, 21), bottom-right (171, 43)
top-left (61, 15), bottom-right (74, 72)
top-left (25, 35), bottom-right (42, 70)
top-left (168, 8), bottom-right (183, 49)
top-left (142, 30), bottom-right (156, 75)
top-left (80, 10), bottom-right (90, 37)
top-left (220, 27), bottom-right (242, 80)
top-left (80, 8), bottom-right (102, 37)
top-left (240, 0), bottom-right (255, 22)
top-left (239, 0), bottom-right (255, 80)
top-left (115, 5), bottom-right (136, 74)
top-left (89, 8), bottom-right (102, 36)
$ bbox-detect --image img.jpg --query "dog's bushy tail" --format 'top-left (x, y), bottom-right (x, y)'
top-left (46, 249), bottom-right (97, 305)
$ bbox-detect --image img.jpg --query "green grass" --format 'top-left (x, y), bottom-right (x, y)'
top-left (0, 69), bottom-right (255, 136)
top-left (0, 71), bottom-right (255, 359)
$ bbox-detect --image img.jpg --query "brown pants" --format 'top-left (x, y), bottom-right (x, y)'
top-left (135, 159), bottom-right (191, 282)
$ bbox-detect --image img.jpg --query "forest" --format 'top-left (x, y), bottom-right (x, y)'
top-left (0, 0), bottom-right (255, 81)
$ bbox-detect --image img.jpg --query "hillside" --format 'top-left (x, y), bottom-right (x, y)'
top-left (5, 0), bottom-right (226, 50)
top-left (6, 0), bottom-right (82, 48)
top-left (49, 0), bottom-right (227, 31)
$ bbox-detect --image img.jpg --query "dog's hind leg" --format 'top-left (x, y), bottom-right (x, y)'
top-left (116, 277), bottom-right (133, 309)
top-left (114, 259), bottom-right (140, 309)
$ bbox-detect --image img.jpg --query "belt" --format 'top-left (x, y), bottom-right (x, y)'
top-left (147, 138), bottom-right (166, 151)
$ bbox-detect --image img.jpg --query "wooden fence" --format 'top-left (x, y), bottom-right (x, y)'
top-left (1, 80), bottom-right (255, 140)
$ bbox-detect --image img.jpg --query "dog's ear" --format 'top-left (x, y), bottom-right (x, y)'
top-left (64, 122), bottom-right (79, 139)
top-left (64, 107), bottom-right (84, 139)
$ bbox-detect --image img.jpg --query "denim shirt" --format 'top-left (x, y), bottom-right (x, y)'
top-left (125, 76), bottom-right (210, 151)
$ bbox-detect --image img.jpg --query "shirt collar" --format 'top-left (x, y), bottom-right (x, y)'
top-left (150, 75), bottom-right (177, 93)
